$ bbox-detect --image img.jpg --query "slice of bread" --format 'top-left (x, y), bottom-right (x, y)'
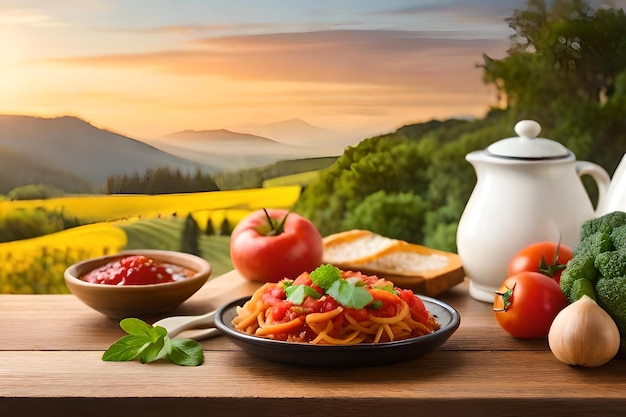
top-left (322, 230), bottom-right (465, 296)
top-left (357, 242), bottom-right (455, 276)
top-left (322, 229), bottom-right (403, 265)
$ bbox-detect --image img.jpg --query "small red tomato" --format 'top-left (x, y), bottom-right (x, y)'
top-left (508, 241), bottom-right (574, 284)
top-left (493, 271), bottom-right (568, 339)
top-left (230, 208), bottom-right (323, 283)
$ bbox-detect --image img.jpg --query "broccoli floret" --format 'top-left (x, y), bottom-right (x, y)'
top-left (580, 211), bottom-right (626, 241)
top-left (309, 264), bottom-right (341, 290)
top-left (596, 277), bottom-right (626, 354)
top-left (568, 277), bottom-right (597, 302)
top-left (562, 212), bottom-right (626, 356)
top-left (595, 249), bottom-right (626, 279)
top-left (560, 255), bottom-right (598, 303)
top-left (610, 224), bottom-right (626, 250)
top-left (573, 230), bottom-right (613, 258)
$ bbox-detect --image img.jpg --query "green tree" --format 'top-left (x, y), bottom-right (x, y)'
top-left (0, 207), bottom-right (83, 243)
top-left (205, 216), bottom-right (216, 236)
top-left (295, 133), bottom-right (435, 236)
top-left (343, 190), bottom-right (427, 244)
top-left (220, 217), bottom-right (232, 236)
top-left (482, 0), bottom-right (626, 118)
top-left (481, 0), bottom-right (626, 190)
top-left (7, 184), bottom-right (66, 200)
top-left (180, 214), bottom-right (201, 256)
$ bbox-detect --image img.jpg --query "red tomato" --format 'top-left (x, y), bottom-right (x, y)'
top-left (270, 300), bottom-right (293, 321)
top-left (230, 208), bottom-right (324, 283)
top-left (493, 271), bottom-right (568, 339)
top-left (398, 289), bottom-right (430, 324)
top-left (508, 241), bottom-right (574, 284)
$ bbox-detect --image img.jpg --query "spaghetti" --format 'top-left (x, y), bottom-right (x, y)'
top-left (232, 266), bottom-right (441, 345)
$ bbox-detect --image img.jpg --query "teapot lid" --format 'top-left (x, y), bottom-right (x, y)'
top-left (486, 120), bottom-right (571, 159)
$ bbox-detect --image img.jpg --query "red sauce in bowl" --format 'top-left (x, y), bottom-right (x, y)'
top-left (82, 255), bottom-right (195, 286)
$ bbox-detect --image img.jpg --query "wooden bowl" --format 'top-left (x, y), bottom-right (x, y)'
top-left (64, 249), bottom-right (212, 319)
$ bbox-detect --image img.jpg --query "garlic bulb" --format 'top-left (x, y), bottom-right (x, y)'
top-left (548, 295), bottom-right (620, 367)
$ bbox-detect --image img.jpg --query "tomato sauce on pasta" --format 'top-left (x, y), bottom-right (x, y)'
top-left (232, 269), bottom-right (441, 344)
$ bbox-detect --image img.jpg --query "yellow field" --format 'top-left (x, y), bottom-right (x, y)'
top-left (0, 186), bottom-right (302, 293)
top-left (0, 223), bottom-right (128, 293)
top-left (1, 222), bottom-right (127, 253)
top-left (0, 185), bottom-right (302, 222)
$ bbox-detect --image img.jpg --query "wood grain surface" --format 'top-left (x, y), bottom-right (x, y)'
top-left (1, 270), bottom-right (625, 417)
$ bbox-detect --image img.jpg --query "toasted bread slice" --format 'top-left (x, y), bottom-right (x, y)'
top-left (356, 241), bottom-right (461, 276)
top-left (322, 229), bottom-right (403, 265)
top-left (322, 230), bottom-right (465, 296)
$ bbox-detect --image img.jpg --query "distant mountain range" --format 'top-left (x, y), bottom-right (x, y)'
top-left (145, 120), bottom-right (353, 172)
top-left (0, 114), bottom-right (362, 194)
top-left (233, 118), bottom-right (356, 146)
top-left (0, 115), bottom-right (218, 193)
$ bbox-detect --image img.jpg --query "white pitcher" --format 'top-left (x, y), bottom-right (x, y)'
top-left (598, 153), bottom-right (626, 215)
top-left (456, 120), bottom-right (610, 303)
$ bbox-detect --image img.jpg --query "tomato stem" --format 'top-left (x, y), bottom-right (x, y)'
top-left (262, 208), bottom-right (289, 236)
top-left (494, 283), bottom-right (515, 312)
top-left (538, 239), bottom-right (567, 278)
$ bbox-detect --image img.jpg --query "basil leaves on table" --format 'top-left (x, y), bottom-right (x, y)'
top-left (102, 317), bottom-right (204, 366)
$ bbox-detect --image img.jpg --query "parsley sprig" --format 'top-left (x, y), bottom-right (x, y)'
top-left (286, 264), bottom-right (374, 309)
top-left (102, 318), bottom-right (204, 366)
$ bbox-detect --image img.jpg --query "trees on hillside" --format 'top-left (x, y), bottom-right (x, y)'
top-left (294, 117), bottom-right (490, 249)
top-left (295, 0), bottom-right (626, 251)
top-left (7, 184), bottom-right (66, 200)
top-left (0, 208), bottom-right (83, 243)
top-left (482, 0), bottom-right (626, 171)
top-left (106, 166), bottom-right (219, 194)
top-left (483, 0), bottom-right (626, 112)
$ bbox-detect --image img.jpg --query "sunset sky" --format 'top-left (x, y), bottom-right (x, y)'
top-left (1, 0), bottom-right (623, 141)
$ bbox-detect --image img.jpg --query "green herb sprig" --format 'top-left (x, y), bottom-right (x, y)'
top-left (326, 277), bottom-right (373, 309)
top-left (102, 318), bottom-right (204, 366)
top-left (285, 284), bottom-right (321, 304)
top-left (287, 264), bottom-right (374, 309)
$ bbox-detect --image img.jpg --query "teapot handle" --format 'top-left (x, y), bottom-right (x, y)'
top-left (576, 161), bottom-right (610, 215)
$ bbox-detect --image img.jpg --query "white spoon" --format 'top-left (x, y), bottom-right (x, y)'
top-left (152, 310), bottom-right (220, 341)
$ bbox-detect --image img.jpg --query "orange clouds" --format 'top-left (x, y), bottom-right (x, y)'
top-left (47, 29), bottom-right (506, 91)
top-left (8, 23), bottom-right (508, 139)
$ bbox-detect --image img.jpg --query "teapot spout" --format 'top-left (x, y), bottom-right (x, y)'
top-left (465, 150), bottom-right (486, 164)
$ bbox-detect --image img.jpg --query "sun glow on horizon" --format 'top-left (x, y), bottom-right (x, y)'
top-left (0, 1), bottom-right (515, 140)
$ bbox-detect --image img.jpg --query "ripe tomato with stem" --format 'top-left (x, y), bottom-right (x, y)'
top-left (230, 208), bottom-right (324, 283)
top-left (494, 271), bottom-right (568, 339)
top-left (508, 241), bottom-right (574, 284)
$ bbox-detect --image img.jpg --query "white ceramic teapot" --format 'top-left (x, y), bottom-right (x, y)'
top-left (456, 120), bottom-right (610, 303)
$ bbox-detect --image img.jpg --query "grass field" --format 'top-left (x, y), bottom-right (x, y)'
top-left (0, 186), bottom-right (300, 293)
top-left (119, 217), bottom-right (233, 277)
top-left (262, 170), bottom-right (322, 188)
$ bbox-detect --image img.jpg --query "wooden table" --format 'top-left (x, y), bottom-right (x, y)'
top-left (1, 271), bottom-right (625, 417)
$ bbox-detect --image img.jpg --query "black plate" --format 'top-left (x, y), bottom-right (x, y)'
top-left (214, 295), bottom-right (460, 367)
